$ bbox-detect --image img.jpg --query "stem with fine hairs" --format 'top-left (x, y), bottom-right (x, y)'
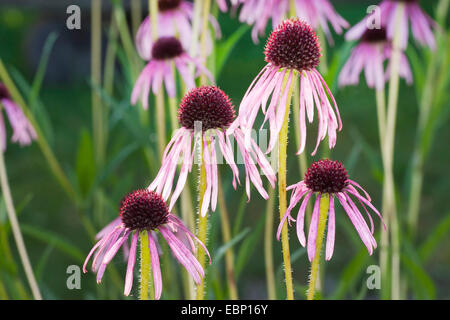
top-left (264, 185), bottom-right (277, 300)
top-left (139, 231), bottom-right (154, 300)
top-left (0, 150), bottom-right (42, 300)
top-left (195, 137), bottom-right (209, 300)
top-left (278, 72), bottom-right (295, 300)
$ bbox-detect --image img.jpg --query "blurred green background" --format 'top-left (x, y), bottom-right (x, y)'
top-left (0, 0), bottom-right (449, 299)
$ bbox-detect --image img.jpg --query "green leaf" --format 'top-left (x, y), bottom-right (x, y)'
top-left (331, 248), bottom-right (370, 299)
top-left (419, 213), bottom-right (450, 262)
top-left (29, 32), bottom-right (59, 108)
top-left (75, 128), bottom-right (96, 198)
top-left (235, 215), bottom-right (265, 279)
top-left (401, 248), bottom-right (436, 299)
top-left (215, 25), bottom-right (250, 79)
top-left (406, 46), bottom-right (425, 99)
top-left (85, 142), bottom-right (140, 203)
top-left (212, 227), bottom-right (250, 266)
top-left (20, 224), bottom-right (85, 263)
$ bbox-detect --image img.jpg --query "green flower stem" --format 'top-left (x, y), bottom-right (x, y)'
top-left (264, 185), bottom-right (276, 300)
top-left (148, 0), bottom-right (167, 156)
top-left (0, 150), bottom-right (42, 300)
top-left (278, 72), bottom-right (295, 300)
top-left (91, 0), bottom-right (105, 166)
top-left (384, 3), bottom-right (405, 300)
top-left (200, 0), bottom-right (211, 86)
top-left (307, 194), bottom-right (329, 300)
top-left (375, 87), bottom-right (390, 300)
top-left (131, 0), bottom-right (142, 38)
top-left (139, 231), bottom-right (154, 300)
top-left (217, 178), bottom-right (238, 300)
top-left (195, 137), bottom-right (209, 300)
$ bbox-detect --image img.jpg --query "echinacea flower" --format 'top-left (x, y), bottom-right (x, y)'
top-left (136, 0), bottom-right (221, 60)
top-left (216, 0), bottom-right (239, 12)
top-left (149, 86), bottom-right (276, 217)
top-left (83, 189), bottom-right (209, 298)
top-left (0, 83), bottom-right (37, 151)
top-left (238, 0), bottom-right (275, 43)
top-left (339, 27), bottom-right (412, 91)
top-left (131, 36), bottom-right (213, 108)
top-left (347, 0), bottom-right (436, 51)
top-left (272, 0), bottom-right (349, 45)
top-left (228, 19), bottom-right (341, 156)
top-left (238, 0), bottom-right (348, 44)
top-left (277, 159), bottom-right (385, 261)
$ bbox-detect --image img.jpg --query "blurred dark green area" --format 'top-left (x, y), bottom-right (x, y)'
top-left (0, 0), bottom-right (449, 300)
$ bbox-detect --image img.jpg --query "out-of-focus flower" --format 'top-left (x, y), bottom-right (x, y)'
top-left (149, 86), bottom-right (276, 217)
top-left (228, 19), bottom-right (341, 156)
top-left (0, 83), bottom-right (37, 151)
top-left (277, 159), bottom-right (385, 261)
top-left (131, 36), bottom-right (213, 108)
top-left (83, 189), bottom-right (210, 298)
top-left (339, 27), bottom-right (412, 90)
top-left (347, 0), bottom-right (436, 50)
top-left (136, 0), bottom-right (221, 60)
top-left (216, 0), bottom-right (239, 12)
top-left (238, 0), bottom-right (348, 44)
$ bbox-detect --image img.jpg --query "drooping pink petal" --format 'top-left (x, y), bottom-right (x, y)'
top-left (307, 193), bottom-right (322, 262)
top-left (124, 232), bottom-right (138, 296)
top-left (325, 196), bottom-right (335, 261)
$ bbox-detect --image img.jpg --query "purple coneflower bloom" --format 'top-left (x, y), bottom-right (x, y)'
top-left (0, 83), bottom-right (37, 151)
top-left (277, 159), bottom-right (385, 261)
top-left (149, 86), bottom-right (276, 217)
top-left (136, 0), bottom-right (221, 59)
top-left (83, 189), bottom-right (209, 298)
top-left (339, 27), bottom-right (412, 90)
top-left (216, 0), bottom-right (239, 12)
top-left (272, 0), bottom-right (349, 45)
top-left (229, 19), bottom-right (341, 156)
top-left (347, 0), bottom-right (436, 50)
top-left (238, 0), bottom-right (348, 44)
top-left (131, 36), bottom-right (213, 108)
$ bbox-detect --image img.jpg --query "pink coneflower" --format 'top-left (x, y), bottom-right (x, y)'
top-left (272, 0), bottom-right (349, 45)
top-left (83, 189), bottom-right (209, 298)
top-left (149, 86), bottom-right (276, 217)
top-left (131, 36), bottom-right (213, 108)
top-left (339, 27), bottom-right (412, 90)
top-left (216, 0), bottom-right (239, 12)
top-left (277, 159), bottom-right (385, 261)
top-left (0, 83), bottom-right (37, 151)
top-left (238, 0), bottom-right (348, 44)
top-left (228, 19), bottom-right (341, 156)
top-left (347, 0), bottom-right (436, 50)
top-left (136, 0), bottom-right (221, 60)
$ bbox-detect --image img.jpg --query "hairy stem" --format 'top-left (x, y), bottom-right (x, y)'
top-left (140, 231), bottom-right (153, 300)
top-left (278, 72), bottom-right (295, 300)
top-left (264, 186), bottom-right (276, 300)
top-left (196, 137), bottom-right (209, 300)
